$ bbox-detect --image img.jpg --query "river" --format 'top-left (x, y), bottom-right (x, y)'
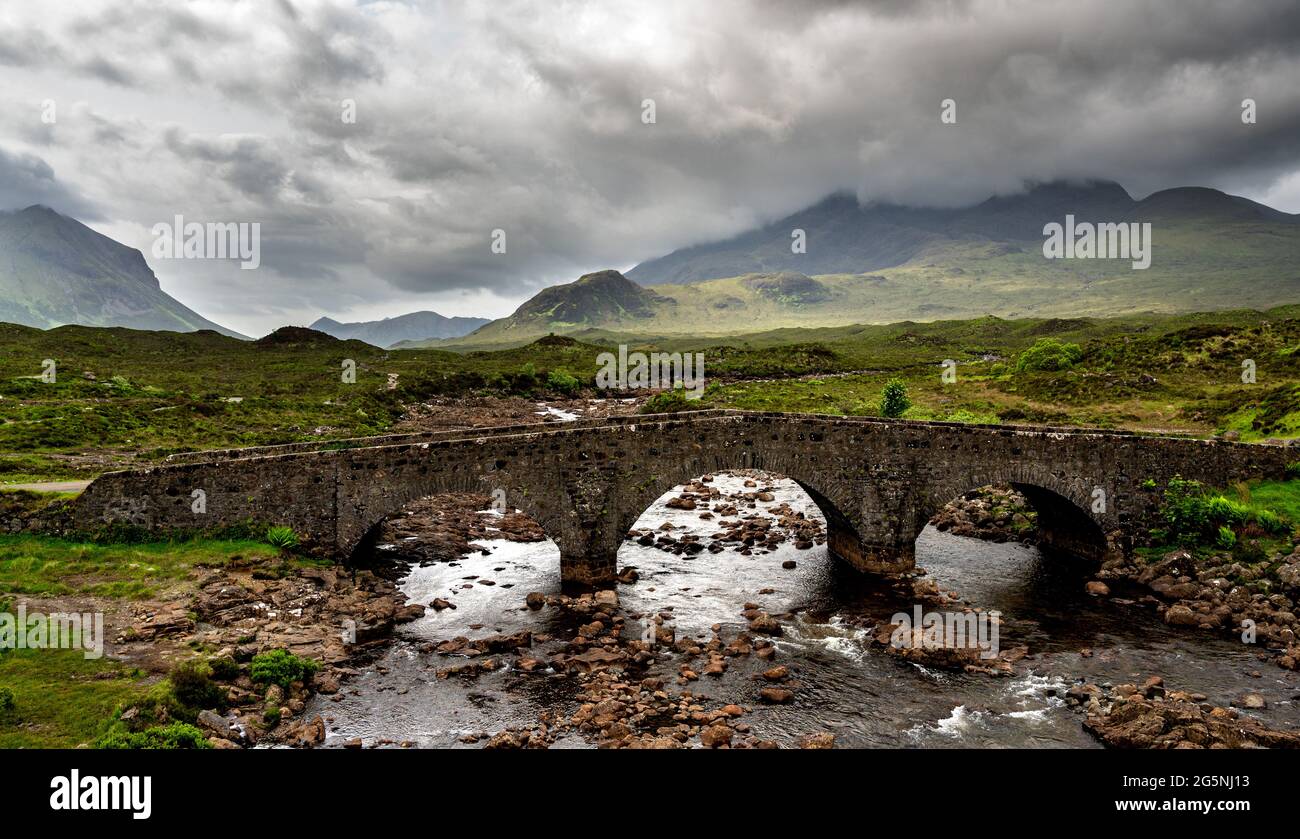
top-left (307, 473), bottom-right (1300, 748)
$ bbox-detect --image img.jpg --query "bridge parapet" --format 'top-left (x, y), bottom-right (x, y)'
top-left (73, 412), bottom-right (1297, 587)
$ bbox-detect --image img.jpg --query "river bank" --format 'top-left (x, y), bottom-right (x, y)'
top-left (5, 466), bottom-right (1300, 749)
top-left (295, 472), bottom-right (1300, 749)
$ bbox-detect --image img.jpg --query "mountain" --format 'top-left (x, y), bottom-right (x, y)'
top-left (419, 180), bottom-right (1300, 350)
top-left (0, 205), bottom-right (244, 337)
top-left (626, 180), bottom-right (1297, 285)
top-left (447, 269), bottom-right (666, 345)
top-left (309, 311), bottom-right (489, 348)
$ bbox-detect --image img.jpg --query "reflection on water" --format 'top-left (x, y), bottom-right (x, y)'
top-left (308, 474), bottom-right (1300, 748)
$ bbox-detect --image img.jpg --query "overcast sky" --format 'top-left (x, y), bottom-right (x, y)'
top-left (1, 0), bottom-right (1298, 337)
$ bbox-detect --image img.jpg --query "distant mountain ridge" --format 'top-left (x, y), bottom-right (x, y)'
top-left (0, 205), bottom-right (244, 337)
top-left (626, 180), bottom-right (1298, 285)
top-left (309, 310), bottom-right (489, 348)
top-left (423, 180), bottom-right (1300, 349)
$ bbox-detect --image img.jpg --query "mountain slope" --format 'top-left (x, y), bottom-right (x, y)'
top-left (309, 311), bottom-right (489, 347)
top-left (627, 180), bottom-right (1297, 286)
top-left (453, 269), bottom-right (667, 345)
top-left (423, 181), bottom-right (1300, 350)
top-left (0, 205), bottom-right (244, 337)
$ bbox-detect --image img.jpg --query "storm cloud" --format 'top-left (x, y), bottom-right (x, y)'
top-left (0, 0), bottom-right (1297, 336)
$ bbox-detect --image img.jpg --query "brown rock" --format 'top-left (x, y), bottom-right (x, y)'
top-left (799, 732), bottom-right (835, 749)
top-left (760, 687), bottom-right (795, 704)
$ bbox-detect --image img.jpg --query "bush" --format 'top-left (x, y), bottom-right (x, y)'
top-left (1158, 475), bottom-right (1292, 546)
top-left (0, 686), bottom-right (15, 715)
top-left (95, 722), bottom-right (212, 750)
top-left (265, 526), bottom-right (300, 551)
top-left (1015, 338), bottom-right (1083, 373)
top-left (1204, 495), bottom-right (1249, 526)
top-left (1256, 508), bottom-right (1288, 535)
top-left (878, 378), bottom-right (911, 418)
top-left (208, 656), bottom-right (241, 681)
top-left (546, 370), bottom-right (581, 396)
top-left (640, 389), bottom-right (699, 414)
top-left (169, 659), bottom-right (226, 710)
top-left (249, 649), bottom-right (319, 690)
top-left (1288, 461), bottom-right (1300, 481)
top-left (1161, 475), bottom-right (1209, 541)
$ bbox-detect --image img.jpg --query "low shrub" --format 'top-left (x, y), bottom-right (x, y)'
top-left (249, 649), bottom-right (319, 690)
top-left (878, 378), bottom-right (910, 418)
top-left (265, 526), bottom-right (300, 551)
top-left (546, 370), bottom-right (581, 396)
top-left (169, 659), bottom-right (226, 710)
top-left (1015, 338), bottom-right (1083, 373)
top-left (1158, 475), bottom-right (1292, 546)
top-left (95, 722), bottom-right (211, 750)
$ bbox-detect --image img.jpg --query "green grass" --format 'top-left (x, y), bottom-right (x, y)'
top-left (0, 647), bottom-right (151, 748)
top-left (1238, 479), bottom-right (1300, 524)
top-left (427, 218), bottom-right (1300, 348)
top-left (0, 535), bottom-right (275, 598)
top-left (10, 305), bottom-right (1300, 486)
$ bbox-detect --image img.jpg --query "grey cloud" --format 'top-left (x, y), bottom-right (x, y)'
top-left (0, 0), bottom-right (1297, 337)
top-left (0, 147), bottom-right (99, 218)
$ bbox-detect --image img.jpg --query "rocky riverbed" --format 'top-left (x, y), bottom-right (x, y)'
top-left (13, 465), bottom-right (1300, 750)
top-left (929, 485), bottom-right (1038, 545)
top-left (289, 471), bottom-right (1300, 749)
top-left (1089, 546), bottom-right (1300, 672)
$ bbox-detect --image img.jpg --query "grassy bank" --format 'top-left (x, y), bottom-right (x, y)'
top-left (7, 306), bottom-right (1300, 482)
top-left (0, 531), bottom-right (310, 747)
top-left (0, 535), bottom-right (278, 599)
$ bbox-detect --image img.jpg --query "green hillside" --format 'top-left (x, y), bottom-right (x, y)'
top-left (0, 205), bottom-right (243, 337)
top-left (415, 181), bottom-right (1299, 350)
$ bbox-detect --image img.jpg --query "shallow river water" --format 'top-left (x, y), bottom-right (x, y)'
top-left (308, 474), bottom-right (1300, 748)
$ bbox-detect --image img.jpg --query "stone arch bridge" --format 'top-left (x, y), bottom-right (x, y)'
top-left (72, 410), bottom-right (1295, 587)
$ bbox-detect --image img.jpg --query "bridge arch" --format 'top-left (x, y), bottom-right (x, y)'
top-left (336, 467), bottom-right (573, 564)
top-left (916, 466), bottom-right (1109, 563)
top-left (609, 452), bottom-right (864, 584)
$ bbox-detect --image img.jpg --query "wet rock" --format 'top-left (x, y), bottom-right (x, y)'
top-left (759, 687), bottom-right (795, 704)
top-left (1086, 581), bottom-right (1110, 597)
top-left (799, 732), bottom-right (835, 749)
top-left (197, 709), bottom-right (236, 741)
top-left (1079, 679), bottom-right (1300, 749)
top-left (286, 715), bottom-right (326, 748)
top-left (700, 724), bottom-right (733, 748)
top-left (746, 612), bottom-right (784, 636)
top-left (394, 604), bottom-right (426, 623)
top-left (1163, 604), bottom-right (1199, 626)
top-left (525, 591), bottom-right (546, 610)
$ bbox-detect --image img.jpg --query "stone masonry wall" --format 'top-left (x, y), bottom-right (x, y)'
top-left (72, 412), bottom-right (1297, 587)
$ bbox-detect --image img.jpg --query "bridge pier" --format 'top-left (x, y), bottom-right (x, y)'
top-left (560, 551), bottom-right (618, 590)
top-left (828, 525), bottom-right (916, 576)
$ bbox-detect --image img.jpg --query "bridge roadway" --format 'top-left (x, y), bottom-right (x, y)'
top-left (71, 410), bottom-right (1295, 587)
